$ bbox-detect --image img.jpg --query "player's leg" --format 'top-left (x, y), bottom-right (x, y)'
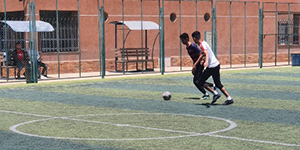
top-left (16, 62), bottom-right (23, 79)
top-left (203, 82), bottom-right (215, 93)
top-left (39, 61), bottom-right (47, 77)
top-left (200, 69), bottom-right (221, 102)
top-left (193, 65), bottom-right (207, 97)
top-left (211, 65), bottom-right (233, 105)
top-left (195, 65), bottom-right (219, 100)
top-left (199, 67), bottom-right (213, 95)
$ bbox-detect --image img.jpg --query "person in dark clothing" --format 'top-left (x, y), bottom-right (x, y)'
top-left (12, 42), bottom-right (29, 79)
top-left (180, 33), bottom-right (217, 99)
top-left (28, 49), bottom-right (48, 79)
top-left (192, 31), bottom-right (234, 105)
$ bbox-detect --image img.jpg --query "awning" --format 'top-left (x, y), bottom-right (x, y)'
top-left (110, 21), bottom-right (159, 30)
top-left (1, 20), bottom-right (54, 32)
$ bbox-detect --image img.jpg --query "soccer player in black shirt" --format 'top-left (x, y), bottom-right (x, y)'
top-left (180, 33), bottom-right (218, 99)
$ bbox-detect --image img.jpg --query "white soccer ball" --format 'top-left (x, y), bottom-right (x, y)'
top-left (162, 91), bottom-right (171, 100)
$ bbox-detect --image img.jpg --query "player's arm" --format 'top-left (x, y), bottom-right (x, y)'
top-left (193, 51), bottom-right (204, 67)
top-left (192, 46), bottom-right (204, 75)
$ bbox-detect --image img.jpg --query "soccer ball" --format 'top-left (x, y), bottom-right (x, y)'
top-left (162, 91), bottom-right (171, 100)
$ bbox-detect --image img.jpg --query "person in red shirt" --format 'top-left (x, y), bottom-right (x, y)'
top-left (13, 42), bottom-right (28, 79)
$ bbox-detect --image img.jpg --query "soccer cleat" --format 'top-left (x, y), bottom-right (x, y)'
top-left (211, 94), bottom-right (221, 104)
top-left (223, 99), bottom-right (234, 105)
top-left (202, 94), bottom-right (210, 100)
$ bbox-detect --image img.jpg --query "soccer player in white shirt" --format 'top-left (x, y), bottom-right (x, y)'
top-left (192, 31), bottom-right (234, 105)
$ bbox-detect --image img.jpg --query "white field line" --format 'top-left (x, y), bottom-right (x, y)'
top-left (0, 110), bottom-right (52, 118)
top-left (1, 110), bottom-right (300, 147)
top-left (209, 135), bottom-right (300, 147)
top-left (8, 112), bottom-right (237, 141)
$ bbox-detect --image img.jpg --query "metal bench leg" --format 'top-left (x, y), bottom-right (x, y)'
top-left (0, 67), bottom-right (2, 78)
top-left (145, 58), bottom-right (148, 70)
top-left (115, 58), bottom-right (118, 72)
top-left (153, 61), bottom-right (154, 70)
top-left (14, 67), bottom-right (16, 79)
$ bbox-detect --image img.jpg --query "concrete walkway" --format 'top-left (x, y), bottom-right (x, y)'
top-left (0, 62), bottom-right (292, 85)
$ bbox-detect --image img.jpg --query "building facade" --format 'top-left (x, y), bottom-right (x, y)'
top-left (1, 0), bottom-right (299, 76)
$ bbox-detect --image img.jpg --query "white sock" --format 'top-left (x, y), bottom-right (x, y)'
top-left (214, 91), bottom-right (218, 95)
top-left (227, 96), bottom-right (232, 100)
top-left (205, 93), bottom-right (209, 96)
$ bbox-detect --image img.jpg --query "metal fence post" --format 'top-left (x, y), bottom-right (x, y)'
top-left (196, 1), bottom-right (198, 31)
top-left (179, 0), bottom-right (182, 71)
top-left (211, 0), bottom-right (214, 55)
top-left (141, 0), bottom-right (144, 73)
top-left (258, 8), bottom-right (263, 68)
top-left (78, 0), bottom-right (81, 77)
top-left (244, 2), bottom-right (247, 67)
top-left (97, 0), bottom-right (102, 76)
top-left (288, 3), bottom-right (291, 65)
top-left (159, 6), bottom-right (165, 75)
top-left (230, 1), bottom-right (232, 68)
top-left (275, 3), bottom-right (278, 66)
top-left (30, 1), bottom-right (38, 83)
top-left (122, 0), bottom-right (125, 74)
top-left (100, 6), bottom-right (105, 78)
top-left (56, 0), bottom-right (60, 78)
top-left (4, 0), bottom-right (9, 82)
top-left (212, 1), bottom-right (217, 57)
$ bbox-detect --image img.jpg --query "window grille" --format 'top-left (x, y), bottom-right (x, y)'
top-left (39, 11), bottom-right (78, 53)
top-left (0, 11), bottom-right (25, 52)
top-left (278, 17), bottom-right (299, 45)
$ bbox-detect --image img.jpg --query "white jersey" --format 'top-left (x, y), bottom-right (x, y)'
top-left (198, 41), bottom-right (219, 68)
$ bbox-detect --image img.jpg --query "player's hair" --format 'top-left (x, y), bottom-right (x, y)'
top-left (192, 31), bottom-right (201, 40)
top-left (179, 33), bottom-right (189, 40)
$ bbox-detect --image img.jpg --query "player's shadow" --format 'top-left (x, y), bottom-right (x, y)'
top-left (184, 97), bottom-right (223, 108)
top-left (184, 97), bottom-right (201, 100)
top-left (196, 103), bottom-right (224, 108)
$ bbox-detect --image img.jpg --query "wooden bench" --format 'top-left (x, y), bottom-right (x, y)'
top-left (115, 47), bottom-right (154, 72)
top-left (0, 51), bottom-right (17, 79)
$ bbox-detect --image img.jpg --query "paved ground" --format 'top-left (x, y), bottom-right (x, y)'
top-left (0, 62), bottom-right (293, 85)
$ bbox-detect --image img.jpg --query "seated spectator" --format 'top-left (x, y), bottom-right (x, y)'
top-left (27, 48), bottom-right (48, 79)
top-left (12, 42), bottom-right (29, 79)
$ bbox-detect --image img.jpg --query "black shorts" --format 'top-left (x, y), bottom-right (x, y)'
top-left (199, 64), bottom-right (223, 89)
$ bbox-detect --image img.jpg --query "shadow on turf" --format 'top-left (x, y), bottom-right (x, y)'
top-left (196, 103), bottom-right (224, 108)
top-left (184, 97), bottom-right (223, 108)
top-left (184, 97), bottom-right (201, 100)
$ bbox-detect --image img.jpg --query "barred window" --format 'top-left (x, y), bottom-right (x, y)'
top-left (278, 15), bottom-right (299, 45)
top-left (39, 11), bottom-right (78, 53)
top-left (0, 11), bottom-right (25, 52)
top-left (293, 14), bottom-right (299, 45)
top-left (278, 20), bottom-right (290, 45)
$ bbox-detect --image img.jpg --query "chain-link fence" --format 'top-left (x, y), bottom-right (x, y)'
top-left (1, 0), bottom-right (300, 83)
